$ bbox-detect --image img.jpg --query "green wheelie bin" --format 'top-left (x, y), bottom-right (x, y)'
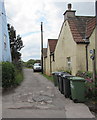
top-left (52, 72), bottom-right (61, 87)
top-left (70, 77), bottom-right (86, 103)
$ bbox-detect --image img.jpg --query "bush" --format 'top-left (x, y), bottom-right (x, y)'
top-left (2, 62), bottom-right (15, 88)
top-left (2, 62), bottom-right (24, 88)
top-left (76, 71), bottom-right (97, 100)
top-left (76, 71), bottom-right (93, 81)
top-left (85, 81), bottom-right (97, 99)
top-left (14, 69), bottom-right (24, 85)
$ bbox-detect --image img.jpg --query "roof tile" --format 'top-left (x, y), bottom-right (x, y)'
top-left (48, 39), bottom-right (58, 53)
top-left (68, 16), bottom-right (96, 43)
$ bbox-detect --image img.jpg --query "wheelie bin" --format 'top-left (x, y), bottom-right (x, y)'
top-left (52, 72), bottom-right (61, 87)
top-left (62, 74), bottom-right (74, 98)
top-left (58, 72), bottom-right (70, 94)
top-left (70, 77), bottom-right (86, 103)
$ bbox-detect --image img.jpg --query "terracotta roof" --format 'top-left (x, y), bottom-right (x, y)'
top-left (86, 17), bottom-right (96, 38)
top-left (48, 39), bottom-right (58, 53)
top-left (68, 16), bottom-right (96, 43)
top-left (43, 48), bottom-right (47, 57)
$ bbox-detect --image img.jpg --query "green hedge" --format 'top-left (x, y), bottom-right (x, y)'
top-left (2, 62), bottom-right (15, 88)
top-left (2, 62), bottom-right (24, 88)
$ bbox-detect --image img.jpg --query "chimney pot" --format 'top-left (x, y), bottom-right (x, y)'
top-left (68, 3), bottom-right (72, 10)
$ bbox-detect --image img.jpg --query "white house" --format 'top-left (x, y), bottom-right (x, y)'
top-left (0, 0), bottom-right (11, 62)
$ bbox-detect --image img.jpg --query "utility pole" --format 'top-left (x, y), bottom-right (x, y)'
top-left (41, 22), bottom-right (43, 74)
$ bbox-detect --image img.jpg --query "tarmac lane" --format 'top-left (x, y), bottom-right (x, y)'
top-left (2, 69), bottom-right (95, 119)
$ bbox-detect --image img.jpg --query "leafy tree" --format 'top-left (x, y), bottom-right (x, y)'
top-left (24, 59), bottom-right (41, 68)
top-left (7, 24), bottom-right (24, 62)
top-left (24, 59), bottom-right (35, 68)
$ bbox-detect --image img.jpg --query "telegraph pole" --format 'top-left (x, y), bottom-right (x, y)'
top-left (41, 22), bottom-right (43, 74)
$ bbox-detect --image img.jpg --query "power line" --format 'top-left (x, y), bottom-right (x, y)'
top-left (0, 10), bottom-right (25, 29)
top-left (0, 11), bottom-right (41, 37)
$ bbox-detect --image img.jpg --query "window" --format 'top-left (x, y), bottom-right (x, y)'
top-left (67, 57), bottom-right (71, 69)
top-left (4, 34), bottom-right (7, 49)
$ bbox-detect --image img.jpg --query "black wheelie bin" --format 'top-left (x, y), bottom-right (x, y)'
top-left (62, 74), bottom-right (74, 98)
top-left (58, 72), bottom-right (70, 94)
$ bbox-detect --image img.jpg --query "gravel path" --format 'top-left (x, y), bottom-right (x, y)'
top-left (2, 69), bottom-right (95, 119)
top-left (2, 69), bottom-right (66, 118)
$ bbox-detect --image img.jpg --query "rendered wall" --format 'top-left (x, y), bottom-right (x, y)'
top-left (0, 0), bottom-right (11, 62)
top-left (88, 29), bottom-right (95, 72)
top-left (54, 21), bottom-right (77, 75)
top-left (76, 44), bottom-right (86, 73)
top-left (95, 26), bottom-right (97, 72)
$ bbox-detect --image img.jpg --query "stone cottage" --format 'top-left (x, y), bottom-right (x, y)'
top-left (44, 39), bottom-right (58, 76)
top-left (54, 4), bottom-right (96, 75)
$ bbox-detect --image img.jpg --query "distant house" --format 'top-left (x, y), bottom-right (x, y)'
top-left (54, 4), bottom-right (96, 75)
top-left (0, 0), bottom-right (11, 62)
top-left (45, 39), bottom-right (58, 75)
top-left (43, 48), bottom-right (47, 74)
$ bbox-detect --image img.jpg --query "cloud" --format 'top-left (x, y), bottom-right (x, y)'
top-left (4, 0), bottom-right (95, 61)
top-left (21, 31), bottom-right (40, 38)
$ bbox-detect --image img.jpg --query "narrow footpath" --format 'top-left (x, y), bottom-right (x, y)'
top-left (2, 69), bottom-right (95, 118)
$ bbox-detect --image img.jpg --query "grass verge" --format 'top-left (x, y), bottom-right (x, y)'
top-left (41, 73), bottom-right (54, 83)
top-left (14, 70), bottom-right (24, 85)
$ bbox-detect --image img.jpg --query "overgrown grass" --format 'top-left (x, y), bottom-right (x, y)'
top-left (41, 73), bottom-right (54, 83)
top-left (14, 70), bottom-right (24, 85)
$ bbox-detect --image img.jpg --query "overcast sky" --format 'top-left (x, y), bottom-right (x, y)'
top-left (4, 0), bottom-right (95, 62)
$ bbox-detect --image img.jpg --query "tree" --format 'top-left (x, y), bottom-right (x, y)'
top-left (7, 24), bottom-right (24, 62)
top-left (24, 59), bottom-right (41, 68)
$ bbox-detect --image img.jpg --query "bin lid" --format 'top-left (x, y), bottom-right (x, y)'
top-left (69, 77), bottom-right (85, 81)
top-left (52, 72), bottom-right (62, 75)
top-left (62, 74), bottom-right (73, 78)
top-left (52, 72), bottom-right (61, 75)
top-left (58, 72), bottom-right (68, 76)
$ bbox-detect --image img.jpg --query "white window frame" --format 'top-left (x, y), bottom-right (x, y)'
top-left (67, 57), bottom-right (71, 69)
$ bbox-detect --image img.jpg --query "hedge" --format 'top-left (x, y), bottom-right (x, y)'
top-left (2, 62), bottom-right (15, 88)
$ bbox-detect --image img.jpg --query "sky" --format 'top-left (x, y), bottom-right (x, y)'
top-left (4, 0), bottom-right (95, 62)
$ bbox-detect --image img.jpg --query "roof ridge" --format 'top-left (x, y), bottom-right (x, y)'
top-left (76, 16), bottom-right (95, 18)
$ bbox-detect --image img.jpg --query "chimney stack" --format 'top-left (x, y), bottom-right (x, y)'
top-left (68, 3), bottom-right (72, 10)
top-left (63, 3), bottom-right (76, 21)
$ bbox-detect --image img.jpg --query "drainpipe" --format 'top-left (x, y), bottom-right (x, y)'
top-left (85, 39), bottom-right (90, 71)
top-left (95, 0), bottom-right (97, 72)
top-left (85, 44), bottom-right (88, 71)
top-left (50, 53), bottom-right (52, 75)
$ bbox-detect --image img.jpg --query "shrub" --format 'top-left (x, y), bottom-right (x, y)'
top-left (13, 61), bottom-right (23, 71)
top-left (76, 71), bottom-right (92, 80)
top-left (14, 69), bottom-right (24, 85)
top-left (2, 62), bottom-right (15, 88)
top-left (85, 81), bottom-right (97, 100)
top-left (76, 71), bottom-right (97, 100)
top-left (2, 62), bottom-right (24, 89)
